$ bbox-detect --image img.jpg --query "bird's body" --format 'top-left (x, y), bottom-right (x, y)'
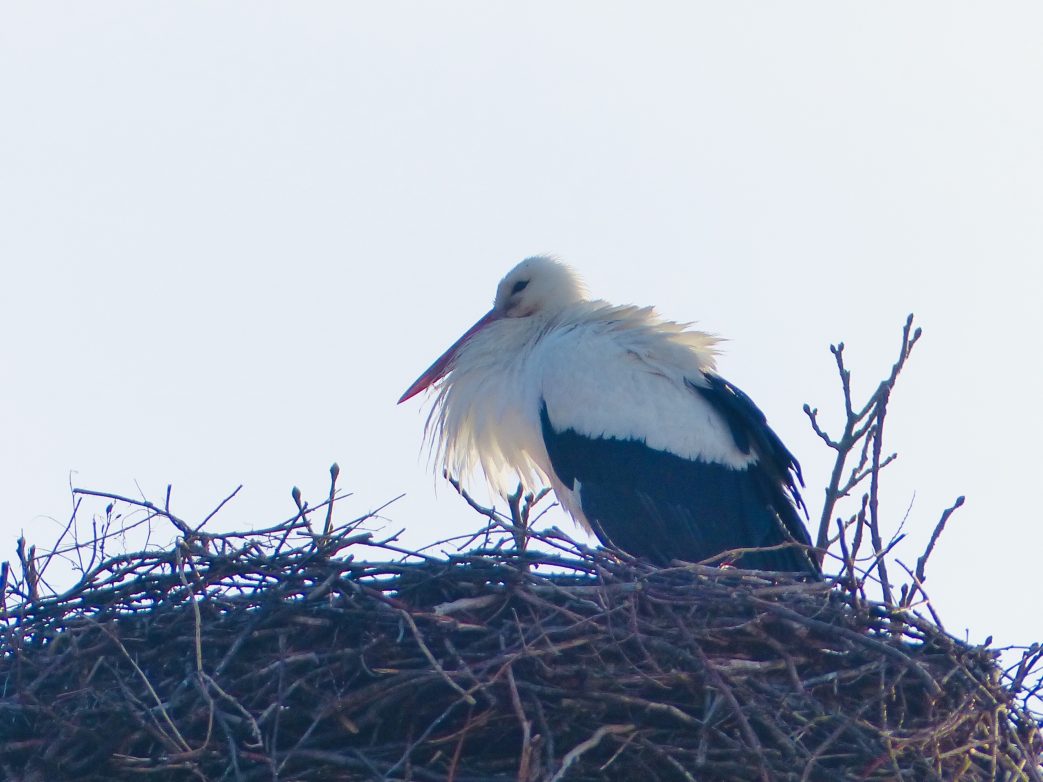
top-left (400, 257), bottom-right (819, 575)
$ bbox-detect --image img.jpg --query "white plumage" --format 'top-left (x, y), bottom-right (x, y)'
top-left (400, 256), bottom-right (818, 575)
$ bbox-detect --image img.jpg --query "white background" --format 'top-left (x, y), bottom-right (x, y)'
top-left (2, 4), bottom-right (1040, 655)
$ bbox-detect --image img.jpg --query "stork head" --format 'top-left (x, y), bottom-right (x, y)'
top-left (398, 256), bottom-right (585, 403)
top-left (492, 256), bottom-right (585, 318)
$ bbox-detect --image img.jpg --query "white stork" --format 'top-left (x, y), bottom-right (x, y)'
top-left (399, 256), bottom-right (819, 575)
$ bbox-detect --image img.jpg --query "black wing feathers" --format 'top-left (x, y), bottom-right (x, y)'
top-left (540, 372), bottom-right (819, 576)
top-left (689, 373), bottom-right (807, 513)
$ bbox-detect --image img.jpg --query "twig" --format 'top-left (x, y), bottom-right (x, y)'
top-left (904, 496), bottom-right (965, 607)
top-left (548, 724), bottom-right (635, 782)
top-left (398, 609), bottom-right (476, 705)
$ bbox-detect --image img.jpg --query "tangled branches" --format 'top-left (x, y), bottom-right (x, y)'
top-left (1, 492), bottom-right (1041, 781)
top-left (0, 315), bottom-right (1040, 780)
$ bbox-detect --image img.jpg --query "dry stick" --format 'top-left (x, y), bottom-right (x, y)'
top-left (446, 475), bottom-right (555, 556)
top-left (195, 485), bottom-right (243, 533)
top-left (0, 561), bottom-right (8, 622)
top-left (15, 538), bottom-right (39, 604)
top-left (525, 488), bottom-right (551, 516)
top-left (73, 487), bottom-right (196, 538)
top-left (751, 598), bottom-right (943, 695)
top-left (806, 342), bottom-right (855, 552)
top-left (507, 483), bottom-right (528, 553)
top-left (638, 737), bottom-right (698, 782)
top-left (834, 517), bottom-right (862, 609)
top-left (692, 540), bottom-right (818, 568)
top-left (175, 543), bottom-right (204, 675)
top-left (598, 730), bottom-right (639, 774)
top-left (893, 560), bottom-right (947, 630)
top-left (290, 486), bottom-right (308, 534)
top-left (506, 663), bottom-right (534, 782)
top-left (1011, 645), bottom-right (1043, 692)
top-left (445, 473), bottom-right (501, 525)
top-left (70, 512), bottom-right (154, 575)
top-left (101, 624), bottom-right (193, 754)
top-left (529, 697), bottom-right (556, 775)
top-left (905, 495), bottom-right (966, 607)
top-left (446, 703), bottom-right (475, 782)
top-left (382, 693), bottom-right (475, 780)
top-left (547, 724), bottom-right (635, 782)
top-left (1005, 723), bottom-right (1043, 782)
top-left (868, 396), bottom-right (895, 606)
top-left (201, 672), bottom-right (269, 755)
top-left (322, 462), bottom-right (340, 542)
top-left (187, 674), bottom-right (218, 762)
top-left (34, 496), bottom-right (82, 583)
top-left (808, 314), bottom-right (921, 557)
top-left (800, 712), bottom-right (856, 782)
top-left (689, 643), bottom-right (772, 782)
top-left (595, 692), bottom-right (701, 728)
top-left (398, 609), bottom-right (476, 705)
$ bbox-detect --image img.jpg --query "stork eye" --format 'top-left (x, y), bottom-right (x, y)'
top-left (511, 279), bottom-right (529, 295)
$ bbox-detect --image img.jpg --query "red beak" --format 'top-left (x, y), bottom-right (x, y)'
top-left (398, 309), bottom-right (501, 404)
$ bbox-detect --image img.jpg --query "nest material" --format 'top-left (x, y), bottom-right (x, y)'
top-left (1, 516), bottom-right (1040, 782)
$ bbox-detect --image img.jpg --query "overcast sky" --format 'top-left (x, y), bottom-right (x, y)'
top-left (2, 3), bottom-right (1040, 653)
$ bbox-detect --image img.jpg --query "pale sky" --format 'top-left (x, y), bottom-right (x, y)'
top-left (2, 4), bottom-right (1041, 654)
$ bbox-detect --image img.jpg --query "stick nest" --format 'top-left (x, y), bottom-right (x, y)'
top-left (1, 507), bottom-right (1040, 782)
